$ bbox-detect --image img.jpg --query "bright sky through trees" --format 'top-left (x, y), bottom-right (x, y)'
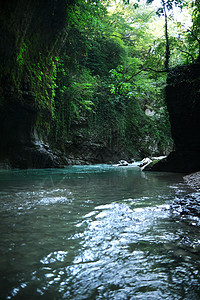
top-left (109, 0), bottom-right (192, 27)
top-left (152, 0), bottom-right (192, 27)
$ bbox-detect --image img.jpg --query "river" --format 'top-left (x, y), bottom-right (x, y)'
top-left (0, 164), bottom-right (200, 299)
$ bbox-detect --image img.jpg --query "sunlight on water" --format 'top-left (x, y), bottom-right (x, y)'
top-left (0, 165), bottom-right (200, 299)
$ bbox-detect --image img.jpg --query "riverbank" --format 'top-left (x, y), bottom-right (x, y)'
top-left (170, 171), bottom-right (200, 223)
top-left (184, 171), bottom-right (200, 191)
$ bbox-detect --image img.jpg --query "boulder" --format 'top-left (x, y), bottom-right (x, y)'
top-left (118, 160), bottom-right (129, 166)
top-left (139, 157), bottom-right (152, 170)
top-left (140, 156), bottom-right (166, 171)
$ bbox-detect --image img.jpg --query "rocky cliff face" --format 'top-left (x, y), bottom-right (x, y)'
top-left (0, 97), bottom-right (63, 169)
top-left (0, 0), bottom-right (69, 168)
top-left (150, 62), bottom-right (200, 173)
top-left (0, 0), bottom-right (129, 169)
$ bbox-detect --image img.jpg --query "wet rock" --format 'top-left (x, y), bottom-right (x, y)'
top-left (171, 193), bottom-right (200, 219)
top-left (149, 62), bottom-right (200, 173)
top-left (0, 161), bottom-right (11, 170)
top-left (65, 137), bottom-right (132, 165)
top-left (184, 172), bottom-right (200, 191)
top-left (146, 150), bottom-right (200, 173)
top-left (170, 171), bottom-right (200, 224)
top-left (170, 171), bottom-right (200, 226)
top-left (118, 160), bottom-right (129, 166)
top-left (140, 156), bottom-right (166, 171)
top-left (139, 157), bottom-right (152, 170)
top-left (0, 0), bottom-right (68, 169)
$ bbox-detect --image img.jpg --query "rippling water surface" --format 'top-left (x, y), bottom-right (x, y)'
top-left (0, 164), bottom-right (200, 299)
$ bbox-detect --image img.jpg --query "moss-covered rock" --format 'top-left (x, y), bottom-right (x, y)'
top-left (0, 0), bottom-right (69, 168)
top-left (149, 62), bottom-right (200, 173)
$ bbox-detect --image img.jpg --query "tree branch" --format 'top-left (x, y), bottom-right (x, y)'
top-left (144, 67), bottom-right (167, 73)
top-left (177, 48), bottom-right (195, 63)
top-left (116, 66), bottom-right (167, 92)
top-left (187, 28), bottom-right (200, 44)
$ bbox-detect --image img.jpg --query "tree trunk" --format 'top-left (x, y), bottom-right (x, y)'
top-left (162, 0), bottom-right (170, 71)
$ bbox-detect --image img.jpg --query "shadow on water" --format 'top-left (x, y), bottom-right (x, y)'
top-left (0, 164), bottom-right (200, 299)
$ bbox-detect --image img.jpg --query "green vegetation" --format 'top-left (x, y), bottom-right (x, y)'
top-left (0, 0), bottom-right (199, 161)
top-left (50, 0), bottom-right (176, 157)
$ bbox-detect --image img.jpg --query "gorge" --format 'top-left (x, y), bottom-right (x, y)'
top-left (0, 0), bottom-right (173, 169)
top-left (0, 0), bottom-right (199, 173)
top-left (1, 1), bottom-right (200, 299)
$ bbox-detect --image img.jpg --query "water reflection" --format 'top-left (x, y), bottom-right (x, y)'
top-left (0, 165), bottom-right (200, 299)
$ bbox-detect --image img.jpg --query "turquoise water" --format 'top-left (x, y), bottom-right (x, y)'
top-left (0, 164), bottom-right (200, 299)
